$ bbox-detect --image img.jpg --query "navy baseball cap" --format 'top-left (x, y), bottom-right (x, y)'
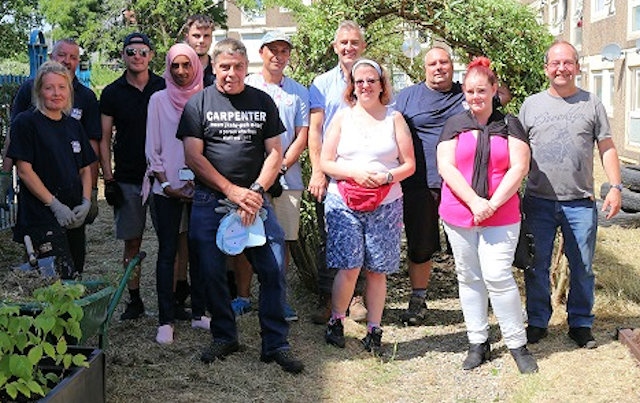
top-left (123, 32), bottom-right (152, 49)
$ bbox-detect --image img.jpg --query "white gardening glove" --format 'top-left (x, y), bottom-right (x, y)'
top-left (48, 197), bottom-right (75, 227)
top-left (68, 197), bottom-right (91, 228)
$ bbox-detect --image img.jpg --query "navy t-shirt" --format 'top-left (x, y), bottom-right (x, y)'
top-left (99, 71), bottom-right (165, 184)
top-left (11, 77), bottom-right (102, 141)
top-left (7, 110), bottom-right (96, 238)
top-left (394, 81), bottom-right (466, 189)
top-left (177, 85), bottom-right (285, 189)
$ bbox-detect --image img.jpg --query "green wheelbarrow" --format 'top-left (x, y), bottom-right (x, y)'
top-left (17, 252), bottom-right (146, 349)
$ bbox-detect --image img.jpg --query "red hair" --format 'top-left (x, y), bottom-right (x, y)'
top-left (465, 56), bottom-right (497, 86)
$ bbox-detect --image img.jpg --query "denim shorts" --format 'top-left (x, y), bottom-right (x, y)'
top-left (325, 193), bottom-right (403, 274)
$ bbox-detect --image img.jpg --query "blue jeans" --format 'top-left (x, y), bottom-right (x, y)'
top-left (152, 195), bottom-right (206, 324)
top-left (190, 187), bottom-right (290, 354)
top-left (523, 195), bottom-right (597, 328)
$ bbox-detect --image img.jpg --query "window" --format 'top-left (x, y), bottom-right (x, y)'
top-left (591, 69), bottom-right (614, 115)
top-left (571, 0), bottom-right (583, 49)
top-left (591, 0), bottom-right (615, 22)
top-left (241, 0), bottom-right (265, 26)
top-left (630, 0), bottom-right (640, 37)
top-left (629, 68), bottom-right (640, 145)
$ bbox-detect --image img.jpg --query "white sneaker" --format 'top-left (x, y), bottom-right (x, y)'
top-left (156, 324), bottom-right (174, 345)
top-left (192, 316), bottom-right (211, 330)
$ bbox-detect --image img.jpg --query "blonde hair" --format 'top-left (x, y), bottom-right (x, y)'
top-left (33, 61), bottom-right (73, 115)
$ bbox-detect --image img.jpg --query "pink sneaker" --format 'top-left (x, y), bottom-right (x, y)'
top-left (192, 316), bottom-right (211, 330)
top-left (156, 324), bottom-right (174, 345)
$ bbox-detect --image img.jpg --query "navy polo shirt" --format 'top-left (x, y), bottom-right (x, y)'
top-left (99, 71), bottom-right (165, 184)
top-left (11, 77), bottom-right (102, 141)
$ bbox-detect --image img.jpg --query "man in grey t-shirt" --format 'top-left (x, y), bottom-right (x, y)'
top-left (518, 40), bottom-right (621, 349)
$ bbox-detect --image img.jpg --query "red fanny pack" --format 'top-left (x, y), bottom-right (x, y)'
top-left (337, 180), bottom-right (392, 212)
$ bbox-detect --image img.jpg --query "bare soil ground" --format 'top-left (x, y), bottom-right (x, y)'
top-left (1, 157), bottom-right (640, 402)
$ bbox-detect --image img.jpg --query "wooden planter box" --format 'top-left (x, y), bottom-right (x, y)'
top-left (39, 347), bottom-right (105, 403)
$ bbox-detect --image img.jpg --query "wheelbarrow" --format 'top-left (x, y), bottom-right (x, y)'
top-left (17, 251), bottom-right (146, 349)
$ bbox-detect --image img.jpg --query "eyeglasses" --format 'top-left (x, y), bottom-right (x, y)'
top-left (354, 78), bottom-right (380, 87)
top-left (125, 47), bottom-right (150, 57)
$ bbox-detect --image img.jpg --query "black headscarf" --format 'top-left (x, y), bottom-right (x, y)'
top-left (439, 109), bottom-right (528, 198)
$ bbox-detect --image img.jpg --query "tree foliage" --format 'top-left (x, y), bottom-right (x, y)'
top-left (0, 0), bottom-right (41, 60)
top-left (37, 0), bottom-right (227, 72)
top-left (271, 0), bottom-right (552, 108)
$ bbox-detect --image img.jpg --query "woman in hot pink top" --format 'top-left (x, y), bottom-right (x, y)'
top-left (436, 56), bottom-right (537, 374)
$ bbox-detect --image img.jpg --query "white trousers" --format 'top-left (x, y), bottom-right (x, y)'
top-left (443, 222), bottom-right (526, 349)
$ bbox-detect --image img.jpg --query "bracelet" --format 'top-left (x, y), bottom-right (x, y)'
top-left (160, 181), bottom-right (171, 190)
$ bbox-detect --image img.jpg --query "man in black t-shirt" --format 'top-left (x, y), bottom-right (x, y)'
top-left (182, 14), bottom-right (216, 87)
top-left (177, 38), bottom-right (303, 374)
top-left (99, 32), bottom-right (165, 320)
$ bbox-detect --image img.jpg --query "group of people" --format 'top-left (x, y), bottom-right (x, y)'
top-left (0, 15), bottom-right (622, 376)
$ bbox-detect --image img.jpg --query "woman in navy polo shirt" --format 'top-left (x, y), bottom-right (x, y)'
top-left (7, 61), bottom-right (96, 277)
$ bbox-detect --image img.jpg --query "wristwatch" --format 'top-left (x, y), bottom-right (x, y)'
top-left (280, 165), bottom-right (288, 175)
top-left (250, 182), bottom-right (264, 195)
top-left (610, 183), bottom-right (624, 191)
top-left (386, 171), bottom-right (394, 184)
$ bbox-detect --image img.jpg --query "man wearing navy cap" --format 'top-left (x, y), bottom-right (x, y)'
top-left (99, 32), bottom-right (166, 320)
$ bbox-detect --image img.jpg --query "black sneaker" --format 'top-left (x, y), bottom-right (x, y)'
top-left (200, 340), bottom-right (239, 364)
top-left (260, 350), bottom-right (304, 374)
top-left (325, 319), bottom-right (345, 348)
top-left (568, 327), bottom-right (597, 349)
top-left (361, 327), bottom-right (383, 354)
top-left (400, 295), bottom-right (427, 326)
top-left (174, 280), bottom-right (191, 306)
top-left (526, 326), bottom-right (548, 344)
top-left (462, 340), bottom-right (491, 370)
top-left (120, 299), bottom-right (145, 320)
top-left (174, 303), bottom-right (191, 321)
top-left (509, 345), bottom-right (539, 374)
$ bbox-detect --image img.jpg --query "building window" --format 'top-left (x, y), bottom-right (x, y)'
top-left (241, 0), bottom-right (266, 26)
top-left (591, 69), bottom-right (614, 115)
top-left (629, 68), bottom-right (640, 146)
top-left (591, 0), bottom-right (615, 22)
top-left (630, 0), bottom-right (640, 36)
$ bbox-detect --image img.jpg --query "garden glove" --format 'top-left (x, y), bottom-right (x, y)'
top-left (48, 197), bottom-right (75, 227)
top-left (68, 197), bottom-right (91, 228)
top-left (0, 171), bottom-right (10, 210)
top-left (85, 187), bottom-right (99, 224)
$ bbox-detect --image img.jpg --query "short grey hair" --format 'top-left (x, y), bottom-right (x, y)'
top-left (333, 20), bottom-right (365, 44)
top-left (212, 38), bottom-right (248, 63)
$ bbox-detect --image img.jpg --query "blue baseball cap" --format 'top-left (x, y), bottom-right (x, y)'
top-left (216, 212), bottom-right (248, 255)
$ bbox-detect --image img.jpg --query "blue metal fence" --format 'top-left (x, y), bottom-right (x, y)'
top-left (0, 30), bottom-right (49, 229)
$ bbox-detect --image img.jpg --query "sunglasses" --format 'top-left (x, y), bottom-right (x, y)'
top-left (125, 47), bottom-right (150, 57)
top-left (354, 78), bottom-right (380, 87)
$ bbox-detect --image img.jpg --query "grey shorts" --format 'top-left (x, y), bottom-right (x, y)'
top-left (114, 182), bottom-right (147, 240)
top-left (325, 193), bottom-right (403, 274)
top-left (267, 190), bottom-right (302, 241)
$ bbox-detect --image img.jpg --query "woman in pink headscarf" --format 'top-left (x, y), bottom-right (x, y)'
top-left (145, 43), bottom-right (209, 344)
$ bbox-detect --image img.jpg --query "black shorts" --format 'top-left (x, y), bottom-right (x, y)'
top-left (402, 187), bottom-right (441, 264)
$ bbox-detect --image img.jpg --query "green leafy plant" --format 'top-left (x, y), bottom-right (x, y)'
top-left (0, 281), bottom-right (89, 401)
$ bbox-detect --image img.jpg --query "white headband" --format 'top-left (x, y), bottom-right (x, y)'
top-left (351, 59), bottom-right (382, 77)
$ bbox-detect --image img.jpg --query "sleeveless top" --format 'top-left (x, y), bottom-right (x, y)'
top-left (327, 106), bottom-right (403, 204)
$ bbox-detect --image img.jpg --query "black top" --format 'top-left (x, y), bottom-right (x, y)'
top-left (7, 109), bottom-right (96, 239)
top-left (99, 71), bottom-right (166, 184)
top-left (203, 55), bottom-right (216, 88)
top-left (11, 77), bottom-right (102, 141)
top-left (177, 85), bottom-right (285, 189)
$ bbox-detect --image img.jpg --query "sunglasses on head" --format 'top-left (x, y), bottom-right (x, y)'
top-left (125, 47), bottom-right (150, 57)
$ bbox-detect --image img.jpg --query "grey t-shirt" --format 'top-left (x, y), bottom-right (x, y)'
top-left (519, 88), bottom-right (611, 201)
